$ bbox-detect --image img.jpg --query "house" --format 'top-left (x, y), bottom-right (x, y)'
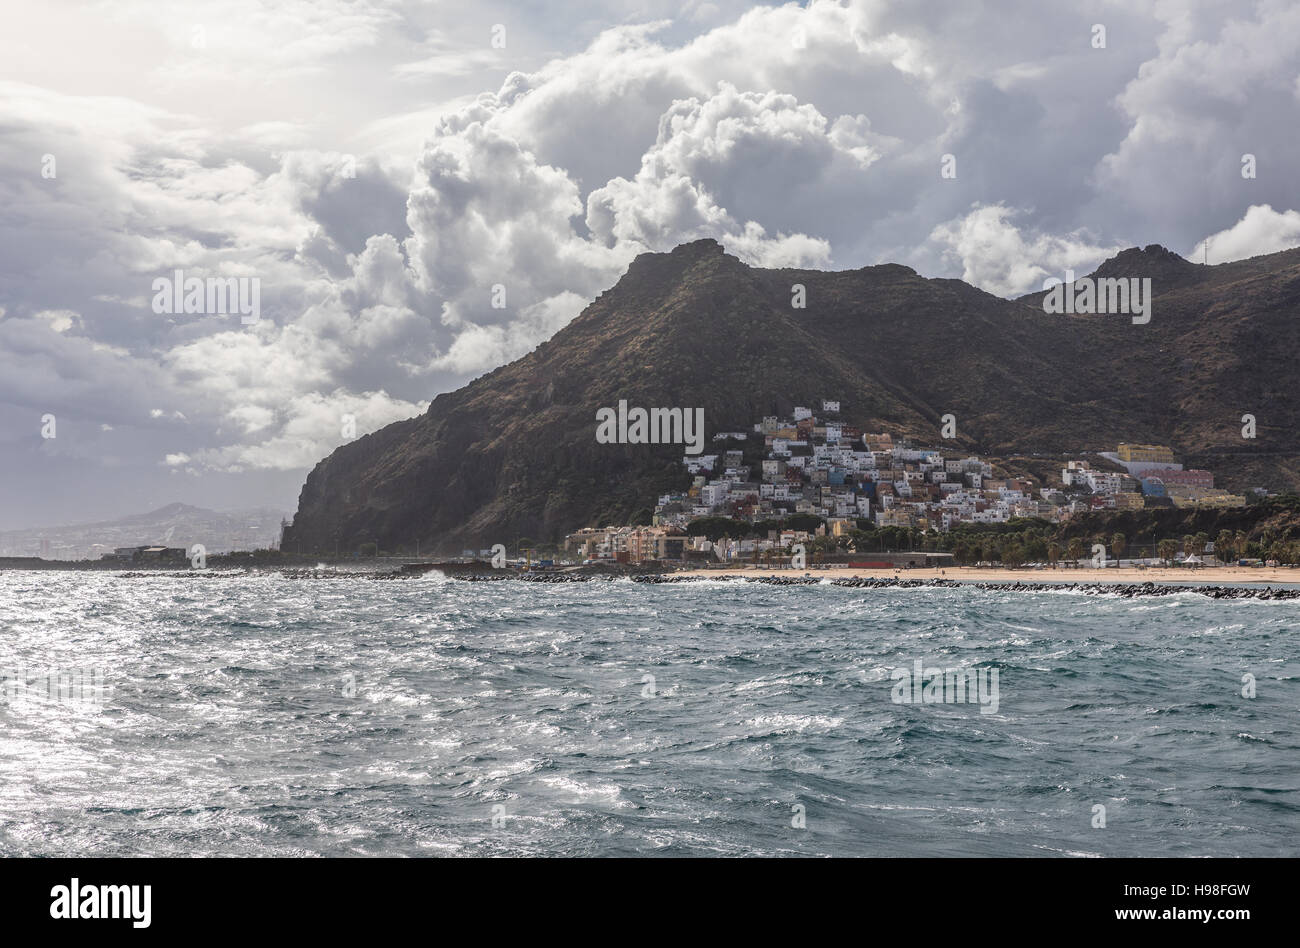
top-left (106, 545), bottom-right (187, 563)
top-left (588, 400), bottom-right (1237, 546)
top-left (700, 483), bottom-right (729, 506)
top-left (139, 546), bottom-right (187, 562)
top-left (1141, 468), bottom-right (1213, 489)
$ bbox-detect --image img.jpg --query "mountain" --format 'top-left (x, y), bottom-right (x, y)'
top-left (281, 239), bottom-right (1300, 554)
top-left (0, 503), bottom-right (288, 560)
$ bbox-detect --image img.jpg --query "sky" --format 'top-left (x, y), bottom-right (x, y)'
top-left (2, 0), bottom-right (1299, 531)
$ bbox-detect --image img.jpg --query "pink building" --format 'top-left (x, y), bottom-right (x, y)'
top-left (1144, 468), bottom-right (1214, 489)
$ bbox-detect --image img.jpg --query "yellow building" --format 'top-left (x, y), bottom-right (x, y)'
top-left (1195, 492), bottom-right (1245, 509)
top-left (626, 526), bottom-right (666, 563)
top-left (1117, 443), bottom-right (1176, 464)
top-left (1113, 491), bottom-right (1145, 510)
top-left (1167, 486), bottom-right (1246, 509)
top-left (563, 527), bottom-right (610, 557)
top-left (876, 508), bottom-right (920, 528)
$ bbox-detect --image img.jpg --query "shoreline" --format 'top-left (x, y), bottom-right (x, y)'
top-left (442, 565), bottom-right (1300, 599)
top-left (13, 562), bottom-right (1300, 600)
top-left (668, 565), bottom-right (1300, 585)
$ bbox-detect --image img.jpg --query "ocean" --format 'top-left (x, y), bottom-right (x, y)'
top-left (1, 570), bottom-right (1295, 857)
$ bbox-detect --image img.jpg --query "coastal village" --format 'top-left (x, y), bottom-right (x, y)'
top-left (34, 403), bottom-right (1263, 569)
top-left (564, 400), bottom-right (1251, 565)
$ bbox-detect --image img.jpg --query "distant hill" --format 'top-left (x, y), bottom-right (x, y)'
top-left (0, 503), bottom-right (288, 560)
top-left (282, 239), bottom-right (1300, 554)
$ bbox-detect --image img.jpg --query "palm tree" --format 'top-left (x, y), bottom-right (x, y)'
top-left (1066, 537), bottom-right (1084, 566)
top-left (1157, 538), bottom-right (1179, 564)
top-left (1215, 530), bottom-right (1235, 566)
top-left (1047, 542), bottom-right (1061, 567)
top-left (1110, 532), bottom-right (1126, 565)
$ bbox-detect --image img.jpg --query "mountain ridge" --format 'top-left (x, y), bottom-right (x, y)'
top-left (281, 240), bottom-right (1300, 554)
top-left (0, 502), bottom-right (288, 560)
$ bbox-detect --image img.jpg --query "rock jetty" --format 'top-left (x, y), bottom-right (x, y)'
top-left (418, 571), bottom-right (1300, 601)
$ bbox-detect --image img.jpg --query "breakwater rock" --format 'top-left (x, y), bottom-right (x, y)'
top-left (411, 570), bottom-right (1300, 601)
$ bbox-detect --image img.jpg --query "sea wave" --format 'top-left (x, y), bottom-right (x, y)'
top-left (0, 571), bottom-right (1294, 857)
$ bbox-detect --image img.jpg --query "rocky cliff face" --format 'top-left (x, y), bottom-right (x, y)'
top-left (282, 239), bottom-right (1300, 553)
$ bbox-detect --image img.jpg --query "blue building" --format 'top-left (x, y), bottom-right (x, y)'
top-left (1141, 477), bottom-right (1167, 497)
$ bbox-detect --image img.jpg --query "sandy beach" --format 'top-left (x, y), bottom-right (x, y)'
top-left (672, 565), bottom-right (1300, 585)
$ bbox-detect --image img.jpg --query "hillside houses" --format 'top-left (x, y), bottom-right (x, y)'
top-left (649, 401), bottom-right (1057, 532)
top-left (1065, 451), bottom-right (1244, 510)
top-left (663, 414), bottom-right (1247, 531)
top-left (566, 412), bottom-right (1246, 563)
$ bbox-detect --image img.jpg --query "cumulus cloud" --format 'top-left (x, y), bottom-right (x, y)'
top-left (929, 204), bottom-right (1125, 297)
top-left (1190, 204), bottom-right (1300, 264)
top-left (403, 118), bottom-right (628, 332)
top-left (1090, 0), bottom-right (1300, 243)
top-left (584, 83), bottom-right (843, 266)
top-left (425, 291), bottom-right (590, 375)
top-left (186, 389), bottom-right (429, 473)
top-left (2, 0), bottom-right (1299, 528)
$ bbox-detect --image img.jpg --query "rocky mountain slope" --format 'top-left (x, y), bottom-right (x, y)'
top-left (282, 239), bottom-right (1300, 553)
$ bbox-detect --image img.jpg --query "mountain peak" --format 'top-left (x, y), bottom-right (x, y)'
top-left (616, 237), bottom-right (746, 293)
top-left (644, 238), bottom-right (731, 268)
top-left (627, 238), bottom-right (727, 270)
top-left (1089, 244), bottom-right (1200, 288)
top-left (670, 237), bottom-right (725, 257)
top-left (134, 502), bottom-right (208, 520)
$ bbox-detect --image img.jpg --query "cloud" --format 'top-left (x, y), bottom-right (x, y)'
top-left (928, 204), bottom-right (1124, 297)
top-left (403, 118), bottom-right (628, 334)
top-left (3, 0), bottom-right (1299, 528)
top-left (115, 0), bottom-right (403, 82)
top-left (394, 28), bottom-right (511, 80)
top-left (426, 291), bottom-right (591, 375)
top-left (1190, 204), bottom-right (1300, 264)
top-left (187, 389), bottom-right (429, 473)
top-left (584, 83), bottom-right (849, 266)
top-left (1090, 0), bottom-right (1300, 244)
